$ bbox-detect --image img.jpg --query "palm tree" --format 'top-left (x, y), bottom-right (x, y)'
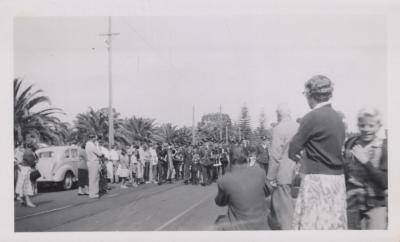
top-left (14, 78), bottom-right (66, 146)
top-left (153, 123), bottom-right (179, 144)
top-left (73, 107), bottom-right (130, 145)
top-left (175, 126), bottom-right (192, 145)
top-left (123, 116), bottom-right (156, 143)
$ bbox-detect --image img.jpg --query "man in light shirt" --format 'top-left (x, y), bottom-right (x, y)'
top-left (149, 143), bottom-right (159, 184)
top-left (267, 104), bottom-right (299, 230)
top-left (85, 134), bottom-right (103, 198)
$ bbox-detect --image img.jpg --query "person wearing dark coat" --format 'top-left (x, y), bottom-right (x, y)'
top-left (344, 108), bottom-right (387, 229)
top-left (256, 136), bottom-right (270, 175)
top-left (183, 145), bottom-right (193, 184)
top-left (214, 147), bottom-right (271, 230)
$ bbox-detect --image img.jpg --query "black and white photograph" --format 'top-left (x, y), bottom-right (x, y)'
top-left (1, 0), bottom-right (400, 241)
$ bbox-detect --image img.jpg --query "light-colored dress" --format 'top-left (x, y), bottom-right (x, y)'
top-left (292, 174), bottom-right (347, 229)
top-left (16, 166), bottom-right (37, 197)
top-left (119, 155), bottom-right (130, 178)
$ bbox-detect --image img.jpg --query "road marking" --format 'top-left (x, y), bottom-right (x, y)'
top-left (15, 184), bottom-right (183, 222)
top-left (15, 204), bottom-right (76, 220)
top-left (155, 193), bottom-right (214, 231)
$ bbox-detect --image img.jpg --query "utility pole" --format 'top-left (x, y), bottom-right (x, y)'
top-left (238, 125), bottom-right (241, 141)
top-left (192, 105), bottom-right (196, 145)
top-left (219, 104), bottom-right (223, 142)
top-left (100, 16), bottom-right (119, 149)
top-left (226, 125), bottom-right (229, 145)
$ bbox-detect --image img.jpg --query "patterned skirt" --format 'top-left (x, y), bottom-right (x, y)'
top-left (292, 174), bottom-right (347, 230)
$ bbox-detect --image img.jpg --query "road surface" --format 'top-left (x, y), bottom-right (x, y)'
top-left (15, 182), bottom-right (226, 232)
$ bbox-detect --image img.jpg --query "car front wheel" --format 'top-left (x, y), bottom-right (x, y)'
top-left (62, 172), bottom-right (74, 190)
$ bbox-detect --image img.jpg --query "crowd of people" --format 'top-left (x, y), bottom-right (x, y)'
top-left (14, 74), bottom-right (387, 231)
top-left (80, 135), bottom-right (233, 199)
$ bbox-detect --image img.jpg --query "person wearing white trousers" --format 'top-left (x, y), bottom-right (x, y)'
top-left (85, 135), bottom-right (102, 198)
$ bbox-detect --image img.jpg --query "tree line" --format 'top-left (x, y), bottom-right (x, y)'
top-left (14, 78), bottom-right (273, 147)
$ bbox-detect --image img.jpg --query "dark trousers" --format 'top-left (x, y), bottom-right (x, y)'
top-left (221, 162), bottom-right (228, 176)
top-left (158, 162), bottom-right (168, 182)
top-left (258, 162), bottom-right (268, 176)
top-left (191, 164), bottom-right (200, 184)
top-left (211, 165), bottom-right (221, 181)
top-left (201, 165), bottom-right (212, 185)
top-left (173, 161), bottom-right (181, 180)
top-left (144, 161), bottom-right (150, 181)
top-left (184, 162), bottom-right (192, 181)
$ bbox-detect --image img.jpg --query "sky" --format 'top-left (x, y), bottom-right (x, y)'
top-left (14, 15), bottom-right (387, 132)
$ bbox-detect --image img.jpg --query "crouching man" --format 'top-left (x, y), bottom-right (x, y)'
top-left (214, 147), bottom-right (271, 230)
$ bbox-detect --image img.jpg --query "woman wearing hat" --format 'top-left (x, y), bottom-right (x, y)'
top-left (77, 143), bottom-right (89, 196)
top-left (289, 75), bottom-right (347, 229)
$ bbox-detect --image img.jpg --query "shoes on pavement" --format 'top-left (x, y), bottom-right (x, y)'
top-left (89, 195), bottom-right (99, 199)
top-left (120, 185), bottom-right (128, 188)
top-left (26, 203), bottom-right (36, 208)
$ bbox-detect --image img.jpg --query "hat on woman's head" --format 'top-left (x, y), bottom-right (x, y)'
top-left (304, 75), bottom-right (334, 95)
top-left (304, 75), bottom-right (334, 101)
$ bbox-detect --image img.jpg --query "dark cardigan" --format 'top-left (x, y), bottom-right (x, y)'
top-left (289, 104), bottom-right (346, 175)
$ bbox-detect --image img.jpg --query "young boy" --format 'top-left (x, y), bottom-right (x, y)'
top-left (344, 107), bottom-right (388, 229)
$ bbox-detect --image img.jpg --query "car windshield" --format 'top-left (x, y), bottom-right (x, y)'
top-left (38, 151), bottom-right (55, 158)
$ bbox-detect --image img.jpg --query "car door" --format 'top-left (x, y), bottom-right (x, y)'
top-left (36, 150), bottom-right (56, 181)
top-left (70, 148), bottom-right (79, 177)
top-left (60, 148), bottom-right (72, 179)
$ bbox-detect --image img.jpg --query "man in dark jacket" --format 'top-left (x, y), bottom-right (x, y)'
top-left (214, 147), bottom-right (271, 230)
top-left (200, 143), bottom-right (213, 186)
top-left (183, 145), bottom-right (193, 184)
top-left (256, 136), bottom-right (270, 175)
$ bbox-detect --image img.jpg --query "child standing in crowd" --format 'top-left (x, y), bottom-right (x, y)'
top-left (344, 108), bottom-right (387, 229)
top-left (119, 149), bottom-right (130, 189)
top-left (129, 147), bottom-right (139, 187)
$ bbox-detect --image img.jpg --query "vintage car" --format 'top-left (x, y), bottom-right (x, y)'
top-left (36, 146), bottom-right (81, 190)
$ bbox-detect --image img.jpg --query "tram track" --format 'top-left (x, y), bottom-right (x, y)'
top-left (15, 183), bottom-right (184, 231)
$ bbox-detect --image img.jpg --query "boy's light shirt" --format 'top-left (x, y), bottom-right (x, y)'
top-left (101, 146), bottom-right (110, 160)
top-left (110, 149), bottom-right (119, 161)
top-left (150, 148), bottom-right (158, 165)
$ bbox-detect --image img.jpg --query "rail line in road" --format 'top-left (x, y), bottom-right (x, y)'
top-left (15, 183), bottom-right (183, 222)
top-left (155, 192), bottom-right (215, 231)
